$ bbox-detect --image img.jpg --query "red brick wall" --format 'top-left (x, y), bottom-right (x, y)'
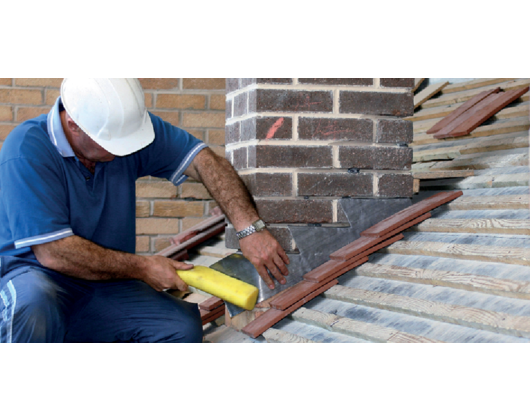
top-left (0, 78), bottom-right (226, 255)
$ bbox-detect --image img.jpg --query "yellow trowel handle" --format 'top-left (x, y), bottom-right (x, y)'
top-left (176, 266), bottom-right (259, 311)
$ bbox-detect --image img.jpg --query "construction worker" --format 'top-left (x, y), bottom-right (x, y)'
top-left (0, 78), bottom-right (290, 343)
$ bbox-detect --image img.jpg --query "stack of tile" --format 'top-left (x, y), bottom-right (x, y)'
top-left (156, 207), bottom-right (226, 261)
top-left (428, 87), bottom-right (529, 139)
top-left (199, 297), bottom-right (226, 325)
top-left (241, 191), bottom-right (463, 338)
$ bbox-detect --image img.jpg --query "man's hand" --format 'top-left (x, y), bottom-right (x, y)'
top-left (239, 230), bottom-right (290, 290)
top-left (141, 256), bottom-right (194, 292)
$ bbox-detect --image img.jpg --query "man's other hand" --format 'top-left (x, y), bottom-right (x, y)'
top-left (239, 230), bottom-right (290, 290)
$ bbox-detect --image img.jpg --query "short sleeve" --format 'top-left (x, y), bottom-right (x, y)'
top-left (135, 112), bottom-right (208, 185)
top-left (0, 155), bottom-right (73, 249)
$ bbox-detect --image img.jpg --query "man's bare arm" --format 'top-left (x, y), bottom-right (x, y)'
top-left (184, 148), bottom-right (290, 289)
top-left (32, 235), bottom-right (192, 292)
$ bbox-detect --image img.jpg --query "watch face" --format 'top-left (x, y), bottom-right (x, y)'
top-left (253, 220), bottom-right (266, 231)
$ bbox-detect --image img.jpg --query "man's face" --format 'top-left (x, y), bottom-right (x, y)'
top-left (74, 130), bottom-right (116, 163)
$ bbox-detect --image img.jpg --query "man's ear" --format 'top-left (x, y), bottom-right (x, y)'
top-left (65, 114), bottom-right (82, 133)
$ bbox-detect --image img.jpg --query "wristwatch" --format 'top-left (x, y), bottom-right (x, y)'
top-left (236, 219), bottom-right (266, 240)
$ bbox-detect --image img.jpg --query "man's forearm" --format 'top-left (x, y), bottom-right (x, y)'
top-left (32, 235), bottom-right (147, 280)
top-left (186, 149), bottom-right (259, 231)
top-left (185, 148), bottom-right (290, 289)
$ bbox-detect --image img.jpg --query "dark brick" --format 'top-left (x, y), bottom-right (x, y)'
top-left (233, 92), bottom-right (248, 117)
top-left (240, 118), bottom-right (256, 142)
top-left (233, 147), bottom-right (248, 170)
top-left (226, 78), bottom-right (239, 93)
top-left (339, 145), bottom-right (412, 170)
top-left (298, 117), bottom-right (373, 142)
top-left (340, 91), bottom-right (414, 117)
top-left (374, 147), bottom-right (412, 170)
top-left (225, 121), bottom-right (240, 145)
top-left (299, 78), bottom-right (373, 86)
top-left (377, 174), bottom-right (414, 198)
top-left (376, 119), bottom-right (413, 144)
top-left (256, 199), bottom-right (334, 224)
top-left (240, 173), bottom-right (293, 197)
top-left (337, 146), bottom-right (374, 169)
top-left (380, 78), bottom-right (414, 88)
top-left (237, 79), bottom-right (293, 87)
top-left (249, 145), bottom-right (333, 169)
top-left (298, 173), bottom-right (373, 197)
top-left (253, 89), bottom-right (333, 113)
top-left (256, 78), bottom-right (293, 84)
top-left (241, 117), bottom-right (292, 141)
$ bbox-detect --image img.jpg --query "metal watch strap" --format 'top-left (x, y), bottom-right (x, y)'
top-left (236, 219), bottom-right (266, 240)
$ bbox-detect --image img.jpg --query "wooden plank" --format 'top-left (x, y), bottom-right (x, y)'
top-left (292, 307), bottom-right (442, 343)
top-left (459, 135), bottom-right (529, 155)
top-left (262, 328), bottom-right (318, 343)
top-left (384, 240), bottom-right (530, 267)
top-left (360, 191), bottom-right (462, 238)
top-left (412, 151), bottom-right (528, 172)
top-left (441, 78), bottom-right (517, 95)
top-left (411, 218), bottom-right (530, 236)
top-left (413, 170), bottom-right (474, 179)
top-left (241, 280), bottom-right (339, 339)
top-left (413, 178), bottom-right (420, 194)
top-left (324, 285), bottom-right (530, 339)
top-left (412, 136), bottom-right (530, 165)
top-left (419, 172), bottom-right (529, 190)
top-left (414, 82), bottom-right (450, 109)
top-left (413, 78), bottom-right (425, 92)
top-left (195, 245), bottom-right (236, 259)
top-left (442, 87), bottom-right (530, 138)
top-left (445, 195), bottom-right (530, 210)
top-left (426, 88), bottom-right (501, 135)
top-left (357, 262), bottom-right (530, 300)
top-left (413, 145), bottom-right (463, 162)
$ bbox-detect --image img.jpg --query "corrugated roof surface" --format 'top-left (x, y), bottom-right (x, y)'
top-left (194, 78), bottom-right (530, 343)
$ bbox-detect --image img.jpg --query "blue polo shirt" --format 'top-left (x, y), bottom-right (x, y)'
top-left (0, 97), bottom-right (207, 272)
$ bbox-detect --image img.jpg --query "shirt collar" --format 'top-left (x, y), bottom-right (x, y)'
top-left (47, 96), bottom-right (76, 158)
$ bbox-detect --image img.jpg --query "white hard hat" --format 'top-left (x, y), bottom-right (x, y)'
top-left (61, 78), bottom-right (155, 156)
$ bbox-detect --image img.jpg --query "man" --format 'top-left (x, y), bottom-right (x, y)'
top-left (0, 78), bottom-right (289, 343)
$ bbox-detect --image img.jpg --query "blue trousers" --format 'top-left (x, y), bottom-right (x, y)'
top-left (0, 261), bottom-right (203, 343)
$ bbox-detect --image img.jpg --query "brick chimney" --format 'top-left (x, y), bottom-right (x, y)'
top-left (224, 78), bottom-right (414, 253)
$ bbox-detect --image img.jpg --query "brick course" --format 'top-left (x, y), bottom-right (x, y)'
top-left (0, 78), bottom-right (226, 254)
top-left (225, 78), bottom-right (414, 252)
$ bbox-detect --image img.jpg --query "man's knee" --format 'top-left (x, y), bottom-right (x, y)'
top-left (178, 313), bottom-right (204, 343)
top-left (155, 301), bottom-right (203, 343)
top-left (1, 270), bottom-right (67, 343)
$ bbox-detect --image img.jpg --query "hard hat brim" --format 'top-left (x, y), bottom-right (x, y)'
top-left (91, 112), bottom-right (155, 157)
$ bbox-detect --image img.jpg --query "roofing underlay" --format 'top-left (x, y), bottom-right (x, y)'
top-left (181, 78), bottom-right (530, 343)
